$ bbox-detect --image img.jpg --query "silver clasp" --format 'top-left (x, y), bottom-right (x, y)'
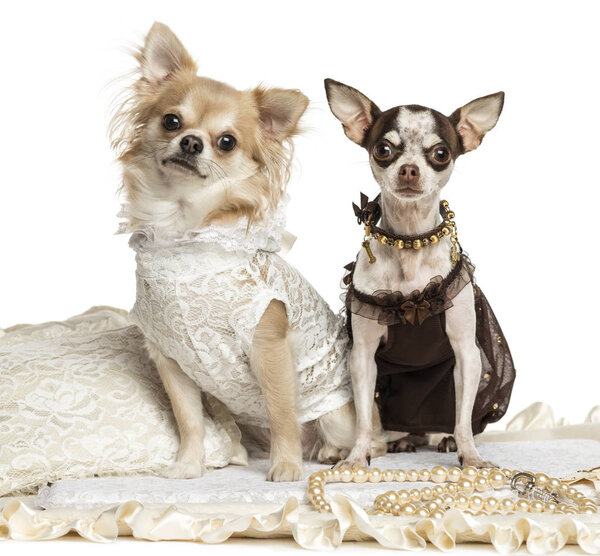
top-left (511, 472), bottom-right (559, 504)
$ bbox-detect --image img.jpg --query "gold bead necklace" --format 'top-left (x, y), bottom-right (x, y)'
top-left (360, 200), bottom-right (461, 266)
top-left (307, 466), bottom-right (598, 517)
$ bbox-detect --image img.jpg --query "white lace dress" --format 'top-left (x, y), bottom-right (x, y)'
top-left (127, 203), bottom-right (353, 431)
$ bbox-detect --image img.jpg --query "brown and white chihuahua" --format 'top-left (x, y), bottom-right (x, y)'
top-left (324, 79), bottom-right (504, 469)
top-left (111, 24), bottom-right (385, 481)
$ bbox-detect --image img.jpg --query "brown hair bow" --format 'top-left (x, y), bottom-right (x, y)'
top-left (352, 193), bottom-right (382, 225)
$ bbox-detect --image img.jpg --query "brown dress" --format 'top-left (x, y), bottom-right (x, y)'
top-left (344, 254), bottom-right (516, 435)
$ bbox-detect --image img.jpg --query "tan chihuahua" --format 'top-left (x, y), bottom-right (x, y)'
top-left (111, 24), bottom-right (385, 482)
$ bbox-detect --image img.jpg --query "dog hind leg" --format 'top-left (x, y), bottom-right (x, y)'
top-left (316, 402), bottom-right (386, 464)
top-left (387, 433), bottom-right (428, 453)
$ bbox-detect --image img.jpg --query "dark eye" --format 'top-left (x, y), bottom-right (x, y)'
top-left (373, 141), bottom-right (393, 161)
top-left (431, 145), bottom-right (450, 163)
top-left (162, 114), bottom-right (182, 131)
top-left (217, 134), bottom-right (237, 152)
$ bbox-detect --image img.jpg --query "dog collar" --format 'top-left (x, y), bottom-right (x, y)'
top-left (353, 193), bottom-right (461, 265)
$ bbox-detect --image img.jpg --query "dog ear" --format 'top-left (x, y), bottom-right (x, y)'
top-left (253, 87), bottom-right (309, 142)
top-left (139, 22), bottom-right (197, 88)
top-left (324, 79), bottom-right (381, 145)
top-left (450, 92), bottom-right (504, 153)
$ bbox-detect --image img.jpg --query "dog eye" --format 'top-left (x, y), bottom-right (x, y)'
top-left (373, 142), bottom-right (393, 161)
top-left (217, 134), bottom-right (237, 152)
top-left (431, 145), bottom-right (450, 163)
top-left (162, 114), bottom-right (182, 131)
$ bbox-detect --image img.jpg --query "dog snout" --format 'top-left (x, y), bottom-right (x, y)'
top-left (398, 164), bottom-right (420, 187)
top-left (180, 135), bottom-right (203, 155)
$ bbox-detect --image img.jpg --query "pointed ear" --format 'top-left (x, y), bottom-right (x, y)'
top-left (450, 92), bottom-right (504, 153)
top-left (253, 87), bottom-right (309, 142)
top-left (324, 79), bottom-right (381, 145)
top-left (139, 22), bottom-right (197, 88)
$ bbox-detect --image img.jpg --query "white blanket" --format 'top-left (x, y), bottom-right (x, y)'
top-left (36, 439), bottom-right (600, 509)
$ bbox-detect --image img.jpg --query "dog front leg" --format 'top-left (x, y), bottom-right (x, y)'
top-left (146, 340), bottom-right (206, 478)
top-left (337, 315), bottom-right (385, 468)
top-left (251, 300), bottom-right (303, 482)
top-left (445, 285), bottom-right (496, 468)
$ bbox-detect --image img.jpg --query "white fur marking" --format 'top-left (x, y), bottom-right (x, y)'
top-left (383, 130), bottom-right (401, 145)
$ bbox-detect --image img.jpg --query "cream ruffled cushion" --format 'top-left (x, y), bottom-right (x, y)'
top-left (0, 307), bottom-right (243, 497)
top-left (2, 495), bottom-right (600, 552)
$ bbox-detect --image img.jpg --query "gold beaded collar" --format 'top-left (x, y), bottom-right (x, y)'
top-left (353, 193), bottom-right (461, 266)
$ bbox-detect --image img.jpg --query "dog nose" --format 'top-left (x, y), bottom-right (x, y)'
top-left (180, 135), bottom-right (203, 155)
top-left (398, 164), bottom-right (420, 187)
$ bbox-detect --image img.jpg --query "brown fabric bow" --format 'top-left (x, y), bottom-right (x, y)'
top-left (400, 299), bottom-right (431, 325)
top-left (352, 193), bottom-right (381, 225)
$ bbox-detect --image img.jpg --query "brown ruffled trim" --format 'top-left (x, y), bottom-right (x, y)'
top-left (344, 255), bottom-right (475, 326)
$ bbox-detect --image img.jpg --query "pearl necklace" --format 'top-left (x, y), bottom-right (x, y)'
top-left (307, 466), bottom-right (598, 517)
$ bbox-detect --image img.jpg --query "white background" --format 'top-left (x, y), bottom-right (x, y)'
top-left (1, 0), bottom-right (598, 552)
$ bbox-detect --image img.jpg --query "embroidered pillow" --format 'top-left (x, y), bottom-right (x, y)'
top-left (0, 307), bottom-right (239, 496)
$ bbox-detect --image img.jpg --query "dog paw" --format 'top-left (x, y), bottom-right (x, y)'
top-left (458, 454), bottom-right (498, 469)
top-left (370, 439), bottom-right (388, 458)
top-left (334, 454), bottom-right (370, 469)
top-left (388, 439), bottom-right (416, 453)
top-left (163, 461), bottom-right (205, 479)
top-left (317, 445), bottom-right (345, 465)
top-left (267, 461), bottom-right (304, 482)
top-left (437, 436), bottom-right (457, 453)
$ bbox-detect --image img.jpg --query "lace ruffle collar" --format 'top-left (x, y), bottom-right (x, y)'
top-left (121, 195), bottom-right (290, 254)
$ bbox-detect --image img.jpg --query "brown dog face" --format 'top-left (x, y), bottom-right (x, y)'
top-left (324, 79), bottom-right (504, 202)
top-left (111, 23), bottom-right (309, 232)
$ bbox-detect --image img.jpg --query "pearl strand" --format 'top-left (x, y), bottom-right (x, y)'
top-left (306, 466), bottom-right (598, 517)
